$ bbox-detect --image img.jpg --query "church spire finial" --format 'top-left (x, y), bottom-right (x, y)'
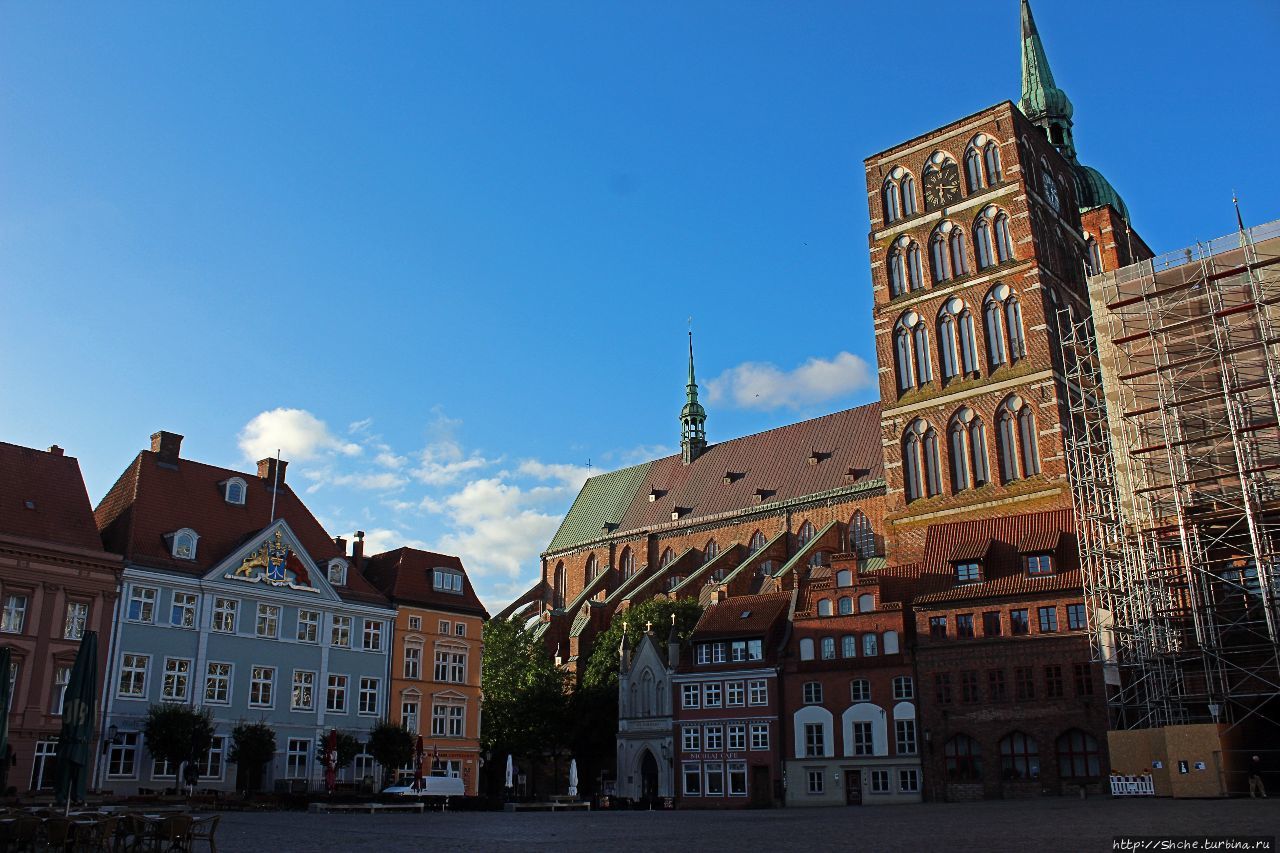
top-left (1019, 0), bottom-right (1076, 162)
top-left (681, 326), bottom-right (707, 465)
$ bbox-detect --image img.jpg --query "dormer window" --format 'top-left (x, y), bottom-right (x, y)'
top-left (169, 528), bottom-right (199, 561)
top-left (1025, 554), bottom-right (1054, 576)
top-left (328, 559), bottom-right (348, 586)
top-left (955, 561), bottom-right (981, 584)
top-left (221, 477), bottom-right (247, 506)
top-left (433, 568), bottom-right (464, 594)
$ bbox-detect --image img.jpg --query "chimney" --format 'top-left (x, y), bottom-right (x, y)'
top-left (48, 445), bottom-right (64, 457)
top-left (150, 431), bottom-right (184, 466)
top-left (333, 535), bottom-right (348, 556)
top-left (257, 457), bottom-right (288, 486)
top-left (352, 530), bottom-right (365, 570)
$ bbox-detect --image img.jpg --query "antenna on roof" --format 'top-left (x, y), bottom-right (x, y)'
top-left (269, 448), bottom-right (281, 523)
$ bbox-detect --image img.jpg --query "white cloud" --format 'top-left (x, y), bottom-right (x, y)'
top-left (239, 408), bottom-right (362, 462)
top-left (517, 460), bottom-right (593, 489)
top-left (432, 478), bottom-right (566, 583)
top-left (411, 440), bottom-right (489, 486)
top-left (375, 451), bottom-right (408, 470)
top-left (705, 351), bottom-right (874, 410)
top-left (348, 417), bottom-right (375, 435)
top-left (329, 472), bottom-right (409, 491)
top-left (355, 527), bottom-right (428, 556)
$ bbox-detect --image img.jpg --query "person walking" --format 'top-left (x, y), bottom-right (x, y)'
top-left (1248, 755), bottom-right (1267, 798)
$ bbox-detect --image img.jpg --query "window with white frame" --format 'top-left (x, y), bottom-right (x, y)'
top-left (728, 762), bottom-right (747, 797)
top-left (682, 725), bottom-right (700, 753)
top-left (363, 620), bottom-right (383, 651)
top-left (851, 721), bottom-right (874, 756)
top-left (439, 620), bottom-right (450, 635)
top-left (727, 724), bottom-right (746, 752)
top-left (249, 666), bottom-right (275, 708)
top-left (899, 768), bottom-right (920, 793)
top-left (683, 763), bottom-right (702, 796)
top-left (211, 597), bottom-right (237, 633)
top-left (197, 736), bottom-right (226, 780)
top-left (807, 769), bottom-right (824, 794)
top-left (223, 478), bottom-right (246, 505)
top-left (407, 616), bottom-right (421, 631)
top-left (748, 679), bottom-right (767, 706)
top-left (204, 662), bottom-right (231, 704)
top-left (292, 670), bottom-right (315, 711)
top-left (106, 732), bottom-right (139, 779)
top-left (286, 739), bottom-right (310, 779)
top-left (256, 604), bottom-right (280, 639)
top-left (712, 642), bottom-right (727, 663)
top-left (850, 679), bottom-right (871, 702)
top-left (896, 719), bottom-right (918, 755)
top-left (161, 658), bottom-right (191, 702)
top-left (804, 723), bottom-right (825, 758)
top-left (431, 702), bottom-right (465, 737)
top-left (404, 645), bottom-right (422, 680)
top-left (49, 666), bottom-right (71, 714)
top-left (297, 609), bottom-right (319, 643)
top-left (704, 763), bottom-right (724, 796)
top-left (726, 681), bottom-right (744, 706)
top-left (893, 676), bottom-right (914, 700)
top-left (433, 568), bottom-right (464, 593)
top-left (118, 654), bottom-right (149, 698)
top-left (454, 622), bottom-right (466, 638)
top-left (331, 615), bottom-right (352, 647)
top-left (682, 684), bottom-right (700, 709)
top-left (327, 675), bottom-right (348, 713)
top-left (328, 560), bottom-right (347, 587)
top-left (171, 529), bottom-right (198, 560)
top-left (870, 769), bottom-right (890, 793)
top-left (750, 723), bottom-right (770, 750)
top-left (799, 638), bottom-right (814, 661)
top-left (170, 592), bottom-right (197, 629)
top-left (402, 700), bottom-right (420, 734)
top-left (803, 682), bottom-right (823, 704)
top-left (696, 644), bottom-right (711, 665)
top-left (705, 726), bottom-right (723, 751)
top-left (703, 683), bottom-right (722, 708)
top-left (434, 649), bottom-right (466, 684)
top-left (126, 587), bottom-right (156, 624)
top-left (354, 749), bottom-right (375, 783)
top-left (30, 740), bottom-right (57, 790)
top-left (63, 601), bottom-right (88, 640)
top-left (358, 677), bottom-right (379, 715)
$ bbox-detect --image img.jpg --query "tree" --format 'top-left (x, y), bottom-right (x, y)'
top-left (142, 704), bottom-right (214, 793)
top-left (368, 721), bottom-right (414, 788)
top-left (581, 597), bottom-right (703, 691)
top-left (316, 731), bottom-right (361, 776)
top-left (229, 721), bottom-right (277, 793)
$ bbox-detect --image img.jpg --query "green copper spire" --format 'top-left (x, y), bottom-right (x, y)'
top-left (681, 331), bottom-right (707, 465)
top-left (1019, 0), bottom-right (1075, 159)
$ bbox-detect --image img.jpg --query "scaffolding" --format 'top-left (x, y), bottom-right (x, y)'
top-left (1059, 217), bottom-right (1280, 732)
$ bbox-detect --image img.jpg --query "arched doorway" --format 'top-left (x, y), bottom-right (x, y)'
top-left (640, 750), bottom-right (659, 802)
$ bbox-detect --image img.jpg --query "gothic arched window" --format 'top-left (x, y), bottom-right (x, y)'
top-left (888, 246), bottom-right (905, 296)
top-left (586, 553), bottom-right (598, 581)
top-left (906, 241), bottom-right (923, 291)
top-left (903, 419), bottom-right (942, 502)
top-left (945, 734), bottom-right (983, 782)
top-left (796, 521), bottom-right (816, 550)
top-left (1086, 236), bottom-right (1102, 275)
top-left (949, 228), bottom-right (969, 277)
top-left (703, 539), bottom-right (719, 565)
top-left (849, 510), bottom-right (875, 558)
top-left (930, 230), bottom-right (950, 283)
top-left (620, 546), bottom-right (635, 579)
top-left (1056, 729), bottom-right (1102, 779)
top-left (997, 396), bottom-right (1041, 483)
top-left (984, 141), bottom-right (1002, 184)
top-left (883, 176), bottom-right (901, 223)
top-left (948, 407), bottom-right (990, 493)
top-left (912, 322), bottom-right (933, 386)
top-left (660, 547), bottom-right (675, 569)
top-left (552, 562), bottom-right (566, 609)
top-left (894, 324), bottom-right (914, 392)
top-left (749, 530), bottom-right (766, 553)
top-left (975, 216), bottom-right (993, 269)
top-left (964, 145), bottom-right (983, 193)
top-left (901, 173), bottom-right (917, 216)
top-left (984, 283), bottom-right (1024, 368)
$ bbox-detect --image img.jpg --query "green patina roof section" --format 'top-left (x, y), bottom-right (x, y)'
top-left (1019, 0), bottom-right (1072, 122)
top-left (773, 519), bottom-right (839, 581)
top-left (720, 530), bottom-right (787, 588)
top-left (671, 543), bottom-right (741, 596)
top-left (546, 462), bottom-right (652, 554)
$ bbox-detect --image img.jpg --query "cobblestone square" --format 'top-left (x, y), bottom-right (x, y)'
top-left (211, 798), bottom-right (1279, 853)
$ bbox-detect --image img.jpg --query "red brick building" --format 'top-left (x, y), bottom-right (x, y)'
top-left (672, 592), bottom-right (791, 808)
top-left (783, 554), bottom-right (921, 806)
top-left (910, 508), bottom-right (1107, 801)
top-left (0, 442), bottom-right (121, 793)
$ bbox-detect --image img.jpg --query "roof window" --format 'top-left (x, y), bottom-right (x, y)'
top-left (221, 477), bottom-right (247, 506)
top-left (167, 528), bottom-right (199, 561)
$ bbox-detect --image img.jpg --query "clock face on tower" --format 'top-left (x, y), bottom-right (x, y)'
top-left (924, 161), bottom-right (961, 211)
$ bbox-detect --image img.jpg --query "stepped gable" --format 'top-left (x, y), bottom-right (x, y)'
top-left (0, 441), bottom-right (106, 552)
top-left (364, 547), bottom-right (489, 618)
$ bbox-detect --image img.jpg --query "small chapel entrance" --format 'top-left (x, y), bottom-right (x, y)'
top-left (640, 750), bottom-right (659, 802)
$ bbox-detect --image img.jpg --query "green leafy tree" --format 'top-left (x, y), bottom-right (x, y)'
top-left (368, 721), bottom-right (414, 788)
top-left (229, 721), bottom-right (277, 793)
top-left (581, 597), bottom-right (703, 691)
top-left (316, 731), bottom-right (361, 774)
top-left (142, 704), bottom-right (215, 792)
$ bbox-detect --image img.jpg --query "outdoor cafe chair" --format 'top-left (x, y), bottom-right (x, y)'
top-left (8, 815), bottom-right (41, 853)
top-left (153, 815), bottom-right (193, 853)
top-left (77, 815), bottom-right (118, 853)
top-left (188, 816), bottom-right (218, 853)
top-left (43, 816), bottom-right (74, 852)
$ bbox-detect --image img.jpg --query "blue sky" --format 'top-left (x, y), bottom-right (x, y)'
top-left (3, 1), bottom-right (1278, 611)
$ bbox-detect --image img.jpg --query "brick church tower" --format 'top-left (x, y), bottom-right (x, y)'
top-left (865, 0), bottom-right (1150, 563)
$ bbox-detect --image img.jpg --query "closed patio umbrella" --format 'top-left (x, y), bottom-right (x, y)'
top-left (54, 631), bottom-right (98, 811)
top-left (504, 754), bottom-right (513, 789)
top-left (568, 758), bottom-right (578, 798)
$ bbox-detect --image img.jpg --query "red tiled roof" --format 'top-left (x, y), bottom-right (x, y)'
top-left (693, 591), bottom-right (791, 639)
top-left (363, 547), bottom-right (488, 618)
top-left (0, 442), bottom-right (109, 553)
top-left (949, 538), bottom-right (992, 562)
top-left (614, 404), bottom-right (883, 538)
top-left (1018, 529), bottom-right (1062, 554)
top-left (95, 449), bottom-right (387, 606)
top-left (912, 508), bottom-right (1079, 606)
